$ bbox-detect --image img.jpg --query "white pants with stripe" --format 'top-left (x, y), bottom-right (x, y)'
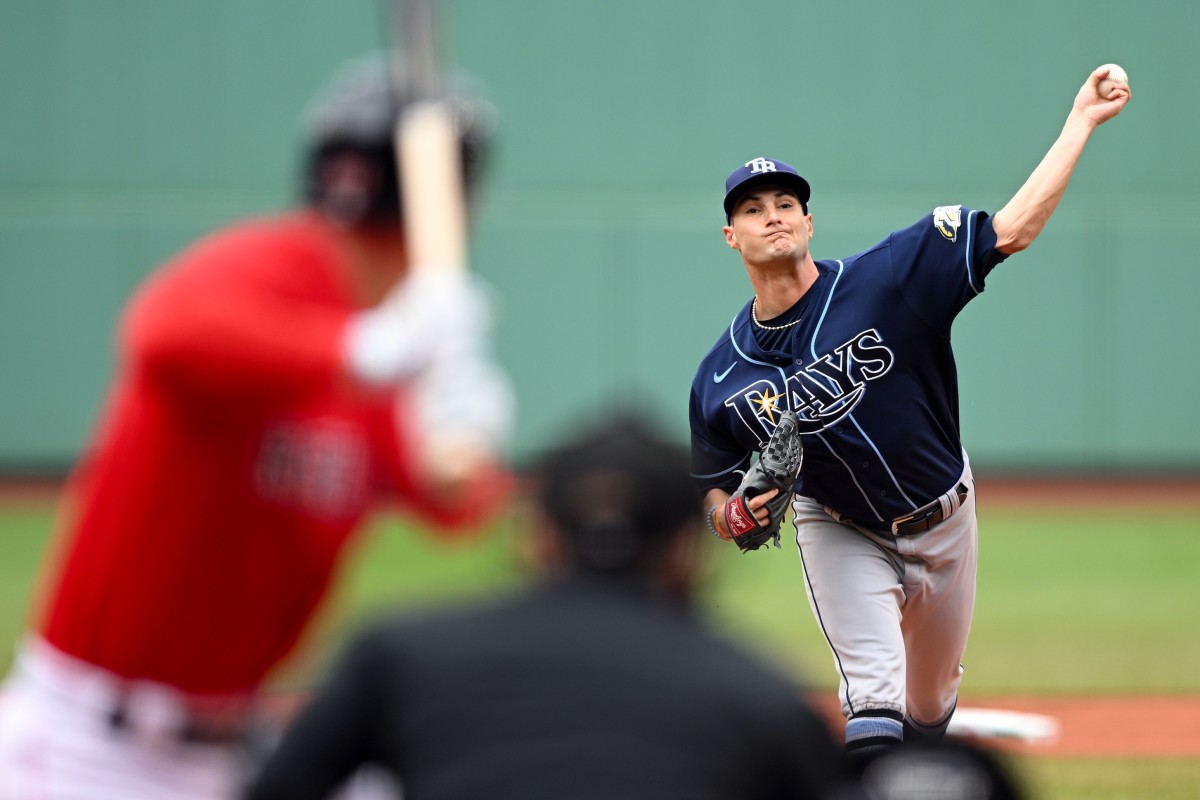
top-left (792, 463), bottom-right (977, 731)
top-left (0, 638), bottom-right (403, 800)
top-left (0, 639), bottom-right (243, 799)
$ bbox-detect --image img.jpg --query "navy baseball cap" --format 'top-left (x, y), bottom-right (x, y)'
top-left (723, 157), bottom-right (811, 220)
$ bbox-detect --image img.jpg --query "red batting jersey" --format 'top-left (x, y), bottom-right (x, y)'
top-left (35, 212), bottom-right (509, 697)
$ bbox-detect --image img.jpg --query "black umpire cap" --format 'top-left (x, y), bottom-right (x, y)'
top-left (536, 411), bottom-right (700, 574)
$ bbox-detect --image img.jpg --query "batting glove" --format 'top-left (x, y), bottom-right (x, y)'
top-left (343, 271), bottom-right (494, 386)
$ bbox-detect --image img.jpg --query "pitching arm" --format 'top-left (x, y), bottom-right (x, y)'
top-left (992, 64), bottom-right (1131, 255)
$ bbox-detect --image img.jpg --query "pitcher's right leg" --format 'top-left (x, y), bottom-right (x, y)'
top-left (792, 497), bottom-right (907, 764)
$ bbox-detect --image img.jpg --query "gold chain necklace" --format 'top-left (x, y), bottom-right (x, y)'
top-left (751, 297), bottom-right (802, 331)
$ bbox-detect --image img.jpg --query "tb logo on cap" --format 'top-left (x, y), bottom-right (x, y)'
top-left (746, 157), bottom-right (778, 174)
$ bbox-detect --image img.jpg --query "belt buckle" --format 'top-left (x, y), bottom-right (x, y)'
top-left (889, 482), bottom-right (967, 536)
top-left (109, 685), bottom-right (249, 747)
top-left (109, 685), bottom-right (183, 746)
top-left (891, 506), bottom-right (935, 536)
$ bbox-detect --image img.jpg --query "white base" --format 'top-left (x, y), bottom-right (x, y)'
top-left (948, 707), bottom-right (1061, 744)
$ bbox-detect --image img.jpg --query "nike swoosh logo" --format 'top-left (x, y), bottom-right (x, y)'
top-left (713, 363), bottom-right (735, 383)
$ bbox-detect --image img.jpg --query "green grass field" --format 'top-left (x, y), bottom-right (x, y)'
top-left (2, 495), bottom-right (1198, 798)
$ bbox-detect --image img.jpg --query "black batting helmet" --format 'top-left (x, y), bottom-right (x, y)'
top-left (300, 52), bottom-right (495, 228)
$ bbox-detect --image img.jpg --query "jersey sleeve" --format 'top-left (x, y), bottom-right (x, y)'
top-left (119, 229), bottom-right (351, 410)
top-left (888, 206), bottom-right (1009, 335)
top-left (689, 382), bottom-right (752, 496)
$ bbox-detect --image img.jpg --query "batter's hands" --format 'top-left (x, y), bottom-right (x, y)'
top-left (412, 350), bottom-right (515, 482)
top-left (1073, 64), bottom-right (1131, 128)
top-left (343, 271), bottom-right (494, 386)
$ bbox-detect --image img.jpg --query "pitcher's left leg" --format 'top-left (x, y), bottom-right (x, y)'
top-left (900, 478), bottom-right (978, 740)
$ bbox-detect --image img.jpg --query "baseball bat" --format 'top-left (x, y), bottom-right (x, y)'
top-left (395, 0), bottom-right (467, 273)
top-left (392, 0), bottom-right (506, 484)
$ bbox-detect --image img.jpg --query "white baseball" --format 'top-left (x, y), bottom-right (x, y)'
top-left (1097, 64), bottom-right (1129, 97)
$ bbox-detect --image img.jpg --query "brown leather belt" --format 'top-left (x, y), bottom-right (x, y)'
top-left (886, 482), bottom-right (969, 536)
top-left (828, 481), bottom-right (969, 537)
top-left (107, 692), bottom-right (250, 746)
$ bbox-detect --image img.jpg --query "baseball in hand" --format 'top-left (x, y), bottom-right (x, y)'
top-left (1097, 64), bottom-right (1129, 97)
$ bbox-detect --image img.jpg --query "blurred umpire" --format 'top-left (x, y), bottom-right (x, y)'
top-left (246, 410), bottom-right (850, 800)
top-left (0, 53), bottom-right (514, 799)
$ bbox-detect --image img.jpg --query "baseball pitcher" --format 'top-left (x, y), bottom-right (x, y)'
top-left (690, 65), bottom-right (1130, 764)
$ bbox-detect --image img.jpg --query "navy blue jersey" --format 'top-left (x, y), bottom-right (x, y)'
top-left (690, 206), bottom-right (1007, 526)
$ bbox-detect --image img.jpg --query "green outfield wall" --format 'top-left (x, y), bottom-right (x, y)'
top-left (2, 1), bottom-right (1196, 472)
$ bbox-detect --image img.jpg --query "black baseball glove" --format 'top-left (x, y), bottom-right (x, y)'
top-left (723, 411), bottom-right (804, 552)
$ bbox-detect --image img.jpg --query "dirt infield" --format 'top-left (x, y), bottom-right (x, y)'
top-left (811, 694), bottom-right (1200, 758)
top-left (967, 695), bottom-right (1200, 758)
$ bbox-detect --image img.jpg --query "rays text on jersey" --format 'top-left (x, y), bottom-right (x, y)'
top-left (721, 328), bottom-right (895, 440)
